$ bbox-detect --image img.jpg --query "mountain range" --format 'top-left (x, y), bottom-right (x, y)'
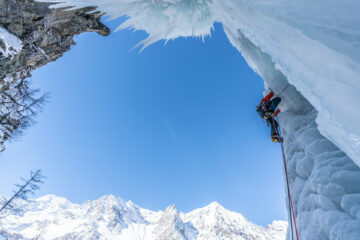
top-left (0, 194), bottom-right (287, 240)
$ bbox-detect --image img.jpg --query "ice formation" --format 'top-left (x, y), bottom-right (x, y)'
top-left (31, 0), bottom-right (360, 239)
top-left (0, 195), bottom-right (287, 239)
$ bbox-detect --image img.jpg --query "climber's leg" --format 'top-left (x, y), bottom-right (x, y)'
top-left (268, 97), bottom-right (281, 112)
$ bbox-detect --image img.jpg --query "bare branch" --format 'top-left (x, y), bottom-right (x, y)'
top-left (0, 78), bottom-right (49, 148)
top-left (0, 170), bottom-right (46, 217)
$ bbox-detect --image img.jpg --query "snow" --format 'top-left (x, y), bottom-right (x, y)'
top-left (29, 0), bottom-right (360, 239)
top-left (0, 195), bottom-right (287, 240)
top-left (0, 26), bottom-right (23, 59)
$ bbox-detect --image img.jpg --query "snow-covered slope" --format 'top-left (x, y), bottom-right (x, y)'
top-left (0, 195), bottom-right (287, 240)
top-left (0, 26), bottom-right (22, 59)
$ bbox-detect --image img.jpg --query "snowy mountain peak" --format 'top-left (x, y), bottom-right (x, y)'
top-left (0, 194), bottom-right (287, 240)
top-left (186, 201), bottom-right (247, 224)
top-left (154, 204), bottom-right (197, 240)
top-left (95, 194), bottom-right (126, 204)
top-left (37, 194), bottom-right (66, 201)
top-left (29, 194), bottom-right (74, 212)
top-left (206, 201), bottom-right (222, 209)
top-left (164, 204), bottom-right (178, 213)
top-left (204, 201), bottom-right (230, 215)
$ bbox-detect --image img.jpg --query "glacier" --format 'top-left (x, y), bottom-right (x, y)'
top-left (0, 195), bottom-right (287, 240)
top-left (23, 0), bottom-right (360, 239)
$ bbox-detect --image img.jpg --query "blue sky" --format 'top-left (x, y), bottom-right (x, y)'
top-left (0, 20), bottom-right (286, 226)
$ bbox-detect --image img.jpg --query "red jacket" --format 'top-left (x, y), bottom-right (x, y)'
top-left (260, 91), bottom-right (274, 105)
top-left (259, 91), bottom-right (280, 116)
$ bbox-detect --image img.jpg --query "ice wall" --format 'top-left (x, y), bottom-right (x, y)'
top-left (33, 0), bottom-right (360, 239)
top-left (225, 28), bottom-right (360, 240)
top-left (217, 0), bottom-right (360, 168)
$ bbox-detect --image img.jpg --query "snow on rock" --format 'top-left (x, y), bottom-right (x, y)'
top-left (182, 201), bottom-right (280, 239)
top-left (0, 195), bottom-right (287, 240)
top-left (0, 0), bottom-right (110, 151)
top-left (0, 26), bottom-right (22, 59)
top-left (153, 205), bottom-right (198, 240)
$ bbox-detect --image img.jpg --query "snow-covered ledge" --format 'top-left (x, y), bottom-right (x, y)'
top-left (0, 26), bottom-right (23, 59)
top-left (34, 0), bottom-right (360, 239)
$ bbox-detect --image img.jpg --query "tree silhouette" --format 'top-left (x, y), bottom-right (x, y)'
top-left (0, 170), bottom-right (46, 217)
top-left (0, 78), bottom-right (49, 151)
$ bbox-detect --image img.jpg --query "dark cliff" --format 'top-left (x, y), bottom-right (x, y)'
top-left (0, 0), bottom-right (109, 150)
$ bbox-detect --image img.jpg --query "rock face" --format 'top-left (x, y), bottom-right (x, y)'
top-left (0, 0), bottom-right (109, 81)
top-left (0, 0), bottom-right (109, 149)
top-left (0, 194), bottom-right (287, 240)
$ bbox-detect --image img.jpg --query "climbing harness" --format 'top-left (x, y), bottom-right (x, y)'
top-left (271, 118), bottom-right (299, 240)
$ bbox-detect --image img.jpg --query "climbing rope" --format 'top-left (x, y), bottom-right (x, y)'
top-left (271, 118), bottom-right (299, 240)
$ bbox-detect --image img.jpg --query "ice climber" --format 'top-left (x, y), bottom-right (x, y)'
top-left (256, 90), bottom-right (282, 143)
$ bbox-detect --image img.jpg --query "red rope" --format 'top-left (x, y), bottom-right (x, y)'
top-left (272, 118), bottom-right (299, 240)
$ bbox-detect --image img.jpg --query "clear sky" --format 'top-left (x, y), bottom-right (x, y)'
top-left (0, 19), bottom-right (286, 226)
